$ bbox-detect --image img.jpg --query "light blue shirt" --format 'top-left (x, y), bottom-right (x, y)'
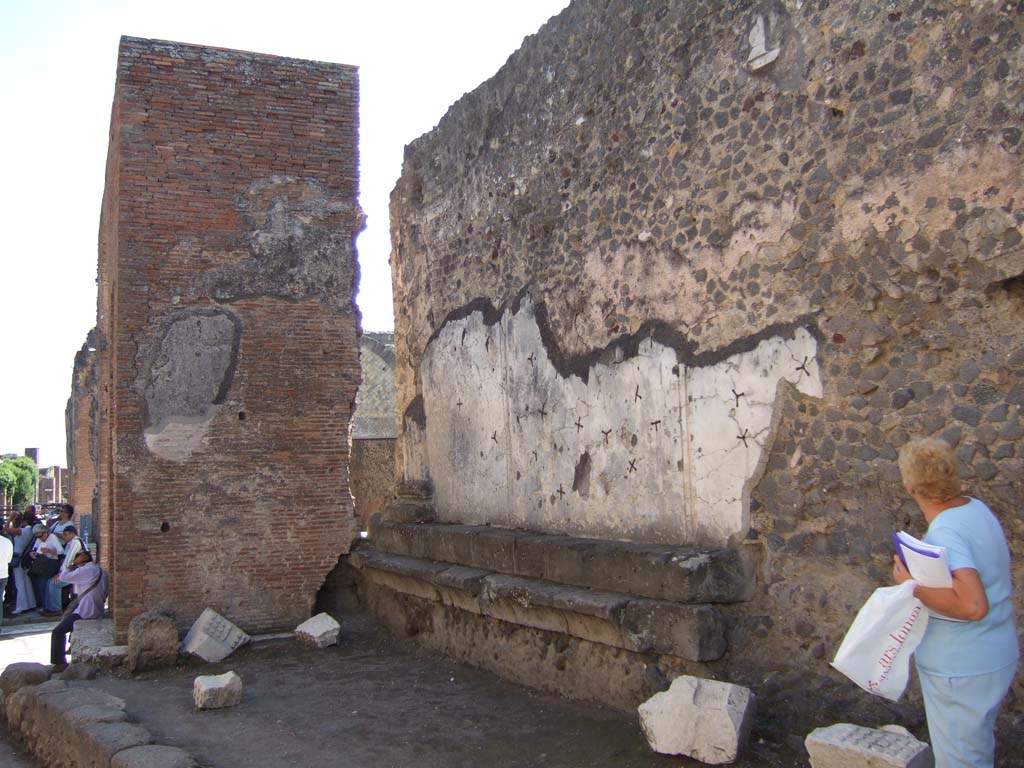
top-left (13, 527), bottom-right (34, 557)
top-left (915, 497), bottom-right (1019, 676)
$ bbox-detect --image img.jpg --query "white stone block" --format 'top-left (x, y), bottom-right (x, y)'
top-left (181, 608), bottom-right (250, 663)
top-left (638, 675), bottom-right (754, 764)
top-left (193, 671), bottom-right (242, 710)
top-left (806, 723), bottom-right (932, 768)
top-left (294, 613), bottom-right (340, 649)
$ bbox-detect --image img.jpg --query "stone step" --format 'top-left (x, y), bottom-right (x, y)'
top-left (349, 547), bottom-right (727, 662)
top-left (368, 519), bottom-right (754, 604)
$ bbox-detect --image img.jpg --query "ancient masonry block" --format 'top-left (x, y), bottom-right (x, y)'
top-left (95, 36), bottom-right (361, 641)
top-left (127, 609), bottom-right (180, 672)
top-left (181, 608), bottom-right (250, 663)
top-left (295, 612), bottom-right (341, 648)
top-left (638, 675), bottom-right (755, 763)
top-left (805, 723), bottom-right (932, 768)
top-left (194, 671), bottom-right (243, 710)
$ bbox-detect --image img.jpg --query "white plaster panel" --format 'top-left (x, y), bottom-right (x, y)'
top-left (418, 298), bottom-right (820, 545)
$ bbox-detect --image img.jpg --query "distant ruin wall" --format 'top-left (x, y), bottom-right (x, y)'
top-left (66, 329), bottom-right (100, 552)
top-left (390, 0), bottom-right (1023, 731)
top-left (97, 37), bottom-right (361, 638)
top-left (350, 439), bottom-right (396, 530)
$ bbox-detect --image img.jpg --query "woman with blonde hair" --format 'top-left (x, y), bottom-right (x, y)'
top-left (892, 437), bottom-right (1018, 768)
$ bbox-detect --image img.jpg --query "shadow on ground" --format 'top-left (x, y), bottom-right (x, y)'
top-left (71, 614), bottom-right (800, 768)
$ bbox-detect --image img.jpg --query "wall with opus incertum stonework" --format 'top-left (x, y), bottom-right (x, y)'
top-left (390, 0), bottom-right (1023, 740)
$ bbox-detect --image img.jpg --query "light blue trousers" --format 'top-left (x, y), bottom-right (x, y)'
top-left (46, 577), bottom-right (62, 612)
top-left (917, 660), bottom-right (1018, 768)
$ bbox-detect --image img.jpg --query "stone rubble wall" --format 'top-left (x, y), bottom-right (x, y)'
top-left (94, 37), bottom-right (362, 639)
top-left (389, 0), bottom-right (1024, 741)
top-left (350, 438), bottom-right (397, 531)
top-left (66, 328), bottom-right (100, 553)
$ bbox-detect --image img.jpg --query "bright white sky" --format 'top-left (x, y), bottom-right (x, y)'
top-left (0, 0), bottom-right (571, 468)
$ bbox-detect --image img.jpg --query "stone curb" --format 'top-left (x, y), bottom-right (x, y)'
top-left (0, 664), bottom-right (199, 768)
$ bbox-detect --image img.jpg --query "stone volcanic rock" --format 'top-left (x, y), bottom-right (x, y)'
top-left (295, 613), bottom-right (341, 649)
top-left (0, 663), bottom-right (52, 694)
top-left (193, 671), bottom-right (243, 710)
top-left (128, 608), bottom-right (180, 672)
top-left (638, 675), bottom-right (754, 764)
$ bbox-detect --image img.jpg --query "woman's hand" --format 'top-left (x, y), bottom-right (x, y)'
top-left (892, 556), bottom-right (912, 585)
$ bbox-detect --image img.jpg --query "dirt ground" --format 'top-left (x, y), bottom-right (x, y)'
top-left (64, 614), bottom-right (803, 768)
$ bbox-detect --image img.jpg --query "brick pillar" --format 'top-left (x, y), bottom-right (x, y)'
top-left (96, 37), bottom-right (361, 640)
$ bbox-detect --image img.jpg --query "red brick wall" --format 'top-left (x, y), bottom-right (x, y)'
top-left (97, 37), bottom-right (361, 639)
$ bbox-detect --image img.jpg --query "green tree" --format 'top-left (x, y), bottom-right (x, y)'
top-left (0, 456), bottom-right (38, 506)
top-left (0, 462), bottom-right (16, 504)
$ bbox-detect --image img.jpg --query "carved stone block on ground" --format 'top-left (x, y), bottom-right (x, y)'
top-left (129, 609), bottom-right (180, 672)
top-left (0, 663), bottom-right (52, 693)
top-left (638, 675), bottom-right (754, 764)
top-left (112, 744), bottom-right (199, 768)
top-left (295, 613), bottom-right (341, 649)
top-left (181, 608), bottom-right (250, 663)
top-left (194, 671), bottom-right (243, 710)
top-left (805, 723), bottom-right (932, 768)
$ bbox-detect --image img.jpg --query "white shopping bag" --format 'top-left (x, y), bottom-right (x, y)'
top-left (831, 581), bottom-right (929, 701)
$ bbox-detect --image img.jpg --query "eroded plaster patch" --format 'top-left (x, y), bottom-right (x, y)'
top-left (139, 308), bottom-right (241, 462)
top-left (196, 176), bottom-right (361, 311)
top-left (417, 296), bottom-right (820, 545)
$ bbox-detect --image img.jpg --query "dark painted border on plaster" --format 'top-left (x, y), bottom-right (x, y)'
top-left (420, 285), bottom-right (824, 386)
top-left (403, 394), bottom-right (426, 429)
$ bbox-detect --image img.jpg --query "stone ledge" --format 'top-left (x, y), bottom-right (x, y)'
top-left (350, 547), bottom-right (727, 662)
top-left (368, 520), bottom-right (754, 603)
